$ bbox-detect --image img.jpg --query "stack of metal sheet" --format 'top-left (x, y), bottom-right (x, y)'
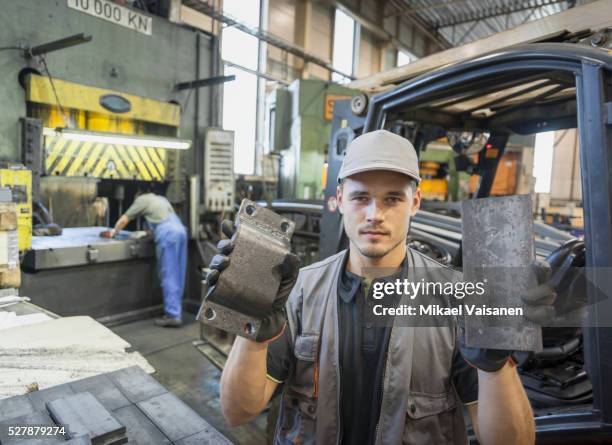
top-left (0, 366), bottom-right (231, 445)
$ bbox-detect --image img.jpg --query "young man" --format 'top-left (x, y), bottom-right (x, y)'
top-left (209, 130), bottom-right (552, 444)
top-left (112, 190), bottom-right (187, 327)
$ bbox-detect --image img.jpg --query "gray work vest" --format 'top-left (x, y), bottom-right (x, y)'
top-left (274, 248), bottom-right (469, 445)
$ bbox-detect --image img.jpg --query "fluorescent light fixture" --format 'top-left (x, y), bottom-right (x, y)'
top-left (43, 127), bottom-right (58, 137)
top-left (43, 128), bottom-right (191, 150)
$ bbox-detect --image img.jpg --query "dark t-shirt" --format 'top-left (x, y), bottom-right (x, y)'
top-left (266, 253), bottom-right (478, 445)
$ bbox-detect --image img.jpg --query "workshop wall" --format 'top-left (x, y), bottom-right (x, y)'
top-left (306, 2), bottom-right (334, 80)
top-left (268, 0), bottom-right (302, 80)
top-left (357, 30), bottom-right (381, 79)
top-left (267, 0), bottom-right (334, 81)
top-left (265, 0), bottom-right (442, 83)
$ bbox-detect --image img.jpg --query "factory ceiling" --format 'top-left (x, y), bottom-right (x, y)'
top-left (392, 0), bottom-right (595, 46)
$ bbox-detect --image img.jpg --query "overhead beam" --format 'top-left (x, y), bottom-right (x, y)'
top-left (384, 0), bottom-right (492, 17)
top-left (431, 0), bottom-right (567, 29)
top-left (387, 0), bottom-right (452, 50)
top-left (224, 61), bottom-right (290, 85)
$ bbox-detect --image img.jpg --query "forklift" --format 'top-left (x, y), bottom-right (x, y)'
top-left (320, 26), bottom-right (612, 444)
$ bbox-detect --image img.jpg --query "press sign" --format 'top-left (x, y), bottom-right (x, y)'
top-left (67, 0), bottom-right (152, 35)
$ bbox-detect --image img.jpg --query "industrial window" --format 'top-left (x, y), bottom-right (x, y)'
top-left (397, 50), bottom-right (415, 67)
top-left (222, 65), bottom-right (258, 175)
top-left (332, 9), bottom-right (356, 82)
top-left (221, 27), bottom-right (259, 71)
top-left (533, 131), bottom-right (555, 193)
top-left (221, 0), bottom-right (261, 174)
top-left (223, 0), bottom-right (260, 27)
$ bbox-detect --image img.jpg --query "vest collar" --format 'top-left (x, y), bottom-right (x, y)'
top-left (337, 249), bottom-right (409, 303)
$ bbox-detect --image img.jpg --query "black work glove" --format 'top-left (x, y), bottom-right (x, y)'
top-left (458, 338), bottom-right (514, 373)
top-left (459, 260), bottom-right (556, 372)
top-left (521, 259), bottom-right (561, 324)
top-left (206, 219), bottom-right (301, 343)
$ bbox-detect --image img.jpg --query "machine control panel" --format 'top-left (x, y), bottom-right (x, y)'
top-left (204, 129), bottom-right (235, 213)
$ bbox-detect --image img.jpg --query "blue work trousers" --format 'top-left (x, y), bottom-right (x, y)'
top-left (150, 213), bottom-right (187, 319)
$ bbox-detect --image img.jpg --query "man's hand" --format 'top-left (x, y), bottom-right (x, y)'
top-left (461, 262), bottom-right (550, 443)
top-left (206, 219), bottom-right (300, 343)
top-left (459, 260), bottom-right (558, 372)
top-left (521, 259), bottom-right (557, 324)
top-left (111, 215), bottom-right (130, 238)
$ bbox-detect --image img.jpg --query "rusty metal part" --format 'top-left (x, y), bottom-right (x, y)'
top-left (197, 199), bottom-right (295, 340)
top-left (461, 194), bottom-right (542, 352)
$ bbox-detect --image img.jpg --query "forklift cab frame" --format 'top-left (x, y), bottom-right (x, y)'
top-left (322, 43), bottom-right (612, 441)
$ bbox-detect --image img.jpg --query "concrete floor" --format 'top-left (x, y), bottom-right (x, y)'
top-left (111, 315), bottom-right (269, 445)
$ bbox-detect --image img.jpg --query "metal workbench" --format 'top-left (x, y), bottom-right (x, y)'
top-left (0, 298), bottom-right (58, 320)
top-left (20, 227), bottom-right (163, 324)
top-left (22, 227), bottom-right (155, 271)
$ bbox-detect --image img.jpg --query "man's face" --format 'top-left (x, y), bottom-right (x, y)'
top-left (337, 170), bottom-right (421, 259)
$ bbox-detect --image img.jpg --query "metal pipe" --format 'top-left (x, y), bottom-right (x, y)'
top-left (190, 175), bottom-right (200, 239)
top-left (194, 32), bottom-right (201, 207)
top-left (28, 33), bottom-right (92, 57)
top-left (209, 0), bottom-right (219, 130)
top-left (254, 0), bottom-right (268, 176)
top-left (223, 61), bottom-right (290, 85)
top-left (175, 75), bottom-right (235, 91)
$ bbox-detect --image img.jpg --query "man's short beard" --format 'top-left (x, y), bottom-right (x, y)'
top-left (356, 237), bottom-right (405, 259)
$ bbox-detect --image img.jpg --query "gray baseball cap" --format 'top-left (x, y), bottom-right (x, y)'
top-left (337, 130), bottom-right (420, 183)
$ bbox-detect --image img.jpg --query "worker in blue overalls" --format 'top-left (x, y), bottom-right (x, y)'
top-left (111, 189), bottom-right (187, 327)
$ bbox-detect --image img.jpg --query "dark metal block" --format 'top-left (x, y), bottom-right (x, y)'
top-left (197, 199), bottom-right (295, 340)
top-left (27, 384), bottom-right (75, 411)
top-left (0, 395), bottom-right (34, 423)
top-left (175, 427), bottom-right (233, 445)
top-left (136, 393), bottom-right (214, 442)
top-left (46, 392), bottom-right (126, 445)
top-left (65, 436), bottom-right (92, 444)
top-left (461, 195), bottom-right (542, 351)
top-left (112, 405), bottom-right (171, 445)
top-left (0, 410), bottom-right (64, 445)
top-left (65, 434), bottom-right (124, 445)
top-left (69, 375), bottom-right (131, 411)
top-left (107, 367), bottom-right (166, 404)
